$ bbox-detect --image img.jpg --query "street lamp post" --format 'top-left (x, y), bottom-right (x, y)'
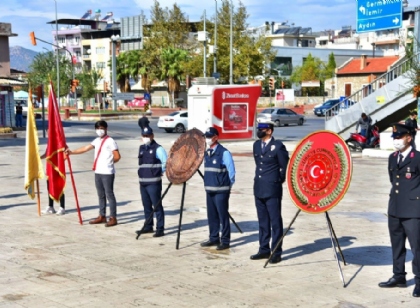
top-left (111, 35), bottom-right (120, 111)
top-left (214, 0), bottom-right (217, 75)
top-left (54, 0), bottom-right (60, 105)
top-left (203, 10), bottom-right (207, 77)
top-left (229, 0), bottom-right (233, 84)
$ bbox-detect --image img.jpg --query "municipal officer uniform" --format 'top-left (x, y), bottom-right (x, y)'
top-left (138, 127), bottom-right (167, 237)
top-left (253, 123), bottom-right (289, 259)
top-left (202, 127), bottom-right (235, 250)
top-left (379, 123), bottom-right (420, 297)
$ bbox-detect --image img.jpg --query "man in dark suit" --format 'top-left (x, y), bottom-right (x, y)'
top-left (138, 114), bottom-right (150, 130)
top-left (250, 121), bottom-right (289, 264)
top-left (379, 123), bottom-right (420, 298)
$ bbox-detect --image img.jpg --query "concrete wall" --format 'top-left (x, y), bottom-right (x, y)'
top-left (336, 75), bottom-right (377, 98)
top-left (0, 36), bottom-right (10, 77)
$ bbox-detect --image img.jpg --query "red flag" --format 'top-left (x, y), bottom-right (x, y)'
top-left (46, 81), bottom-right (67, 201)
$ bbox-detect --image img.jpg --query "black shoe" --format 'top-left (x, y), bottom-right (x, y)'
top-left (269, 255), bottom-right (282, 264)
top-left (200, 240), bottom-right (220, 247)
top-left (216, 243), bottom-right (230, 250)
top-left (250, 252), bottom-right (270, 260)
top-left (135, 229), bottom-right (154, 236)
top-left (153, 230), bottom-right (165, 237)
top-left (378, 277), bottom-right (407, 288)
top-left (413, 284), bottom-right (420, 297)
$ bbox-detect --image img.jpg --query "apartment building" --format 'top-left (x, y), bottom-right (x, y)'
top-left (48, 9), bottom-right (120, 92)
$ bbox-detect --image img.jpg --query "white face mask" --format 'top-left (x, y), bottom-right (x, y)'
top-left (143, 137), bottom-right (151, 145)
top-left (96, 129), bottom-right (105, 137)
top-left (393, 138), bottom-right (406, 151)
top-left (206, 138), bottom-right (214, 147)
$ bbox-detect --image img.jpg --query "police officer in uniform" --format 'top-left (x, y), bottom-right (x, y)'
top-left (379, 123), bottom-right (420, 297)
top-left (250, 121), bottom-right (289, 263)
top-left (136, 127), bottom-right (168, 238)
top-left (200, 127), bottom-right (236, 250)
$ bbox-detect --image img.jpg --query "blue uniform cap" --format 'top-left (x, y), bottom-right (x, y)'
top-left (203, 127), bottom-right (219, 138)
top-left (391, 123), bottom-right (412, 138)
top-left (257, 122), bottom-right (274, 129)
top-left (142, 126), bottom-right (153, 135)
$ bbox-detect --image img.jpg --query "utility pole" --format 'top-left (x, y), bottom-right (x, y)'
top-left (229, 0), bottom-right (233, 84)
top-left (204, 10), bottom-right (207, 77)
top-left (214, 0), bottom-right (217, 75)
top-left (54, 0), bottom-right (60, 106)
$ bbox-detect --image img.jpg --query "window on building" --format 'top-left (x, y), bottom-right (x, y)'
top-left (96, 62), bottom-right (106, 69)
top-left (96, 47), bottom-right (105, 54)
top-left (75, 36), bottom-right (80, 44)
top-left (58, 36), bottom-right (65, 44)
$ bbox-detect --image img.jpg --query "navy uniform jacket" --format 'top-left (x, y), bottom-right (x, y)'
top-left (253, 138), bottom-right (289, 199)
top-left (388, 149), bottom-right (420, 218)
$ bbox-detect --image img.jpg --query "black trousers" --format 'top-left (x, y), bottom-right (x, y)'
top-left (47, 180), bottom-right (65, 208)
top-left (388, 215), bottom-right (420, 284)
top-left (254, 196), bottom-right (283, 256)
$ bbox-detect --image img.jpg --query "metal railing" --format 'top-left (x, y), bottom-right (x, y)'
top-left (325, 54), bottom-right (418, 120)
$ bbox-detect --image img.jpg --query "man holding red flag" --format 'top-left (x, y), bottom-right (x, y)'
top-left (65, 120), bottom-right (121, 227)
top-left (45, 82), bottom-right (67, 213)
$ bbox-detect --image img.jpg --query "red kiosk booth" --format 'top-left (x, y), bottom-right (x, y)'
top-left (188, 84), bottom-right (261, 140)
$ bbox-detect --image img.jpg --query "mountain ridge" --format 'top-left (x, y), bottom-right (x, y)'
top-left (9, 46), bottom-right (38, 73)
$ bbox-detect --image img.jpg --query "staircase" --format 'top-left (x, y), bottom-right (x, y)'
top-left (325, 55), bottom-right (418, 140)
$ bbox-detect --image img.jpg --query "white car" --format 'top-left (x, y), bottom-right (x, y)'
top-left (158, 111), bottom-right (188, 133)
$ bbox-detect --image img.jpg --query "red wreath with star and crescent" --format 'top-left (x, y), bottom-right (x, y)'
top-left (287, 131), bottom-right (353, 214)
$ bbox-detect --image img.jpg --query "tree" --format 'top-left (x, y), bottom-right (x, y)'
top-left (160, 47), bottom-right (189, 106)
top-left (325, 52), bottom-right (336, 79)
top-left (189, 0), bottom-right (274, 83)
top-left (77, 66), bottom-right (103, 104)
top-left (290, 53), bottom-right (327, 96)
top-left (27, 51), bottom-right (73, 97)
top-left (140, 1), bottom-right (193, 85)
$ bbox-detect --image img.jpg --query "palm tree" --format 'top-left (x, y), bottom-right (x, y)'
top-left (160, 47), bottom-right (189, 107)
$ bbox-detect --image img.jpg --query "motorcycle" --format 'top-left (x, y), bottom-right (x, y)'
top-left (346, 124), bottom-right (380, 152)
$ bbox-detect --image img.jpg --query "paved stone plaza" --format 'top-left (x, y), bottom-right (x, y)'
top-left (0, 129), bottom-right (419, 307)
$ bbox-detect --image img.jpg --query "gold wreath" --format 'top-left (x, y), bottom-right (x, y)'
top-left (317, 143), bottom-right (348, 208)
top-left (290, 141), bottom-right (312, 205)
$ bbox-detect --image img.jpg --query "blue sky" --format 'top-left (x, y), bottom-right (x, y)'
top-left (2, 0), bottom-right (419, 52)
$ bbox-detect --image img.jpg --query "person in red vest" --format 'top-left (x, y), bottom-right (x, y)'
top-left (65, 120), bottom-right (121, 227)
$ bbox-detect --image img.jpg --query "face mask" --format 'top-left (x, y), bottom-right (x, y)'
top-left (96, 129), bottom-right (105, 137)
top-left (393, 138), bottom-right (406, 151)
top-left (257, 130), bottom-right (267, 139)
top-left (143, 137), bottom-right (151, 145)
top-left (206, 138), bottom-right (214, 147)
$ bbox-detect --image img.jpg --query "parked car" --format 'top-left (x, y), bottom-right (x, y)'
top-left (257, 108), bottom-right (305, 127)
top-left (313, 99), bottom-right (340, 117)
top-left (158, 111), bottom-right (188, 133)
top-left (127, 97), bottom-right (152, 114)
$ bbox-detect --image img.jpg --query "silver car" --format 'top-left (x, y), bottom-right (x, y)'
top-left (257, 108), bottom-right (305, 127)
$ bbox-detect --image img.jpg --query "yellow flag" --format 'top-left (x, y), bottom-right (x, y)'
top-left (24, 88), bottom-right (44, 199)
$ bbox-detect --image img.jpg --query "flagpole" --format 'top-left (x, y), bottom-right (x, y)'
top-left (36, 179), bottom-right (41, 216)
top-left (66, 156), bottom-right (83, 225)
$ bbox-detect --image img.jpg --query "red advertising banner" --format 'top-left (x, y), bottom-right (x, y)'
top-left (287, 131), bottom-right (352, 214)
top-left (212, 85), bottom-right (261, 139)
top-left (222, 103), bottom-right (248, 132)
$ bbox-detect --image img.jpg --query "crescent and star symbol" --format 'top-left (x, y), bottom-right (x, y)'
top-left (309, 165), bottom-right (324, 179)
